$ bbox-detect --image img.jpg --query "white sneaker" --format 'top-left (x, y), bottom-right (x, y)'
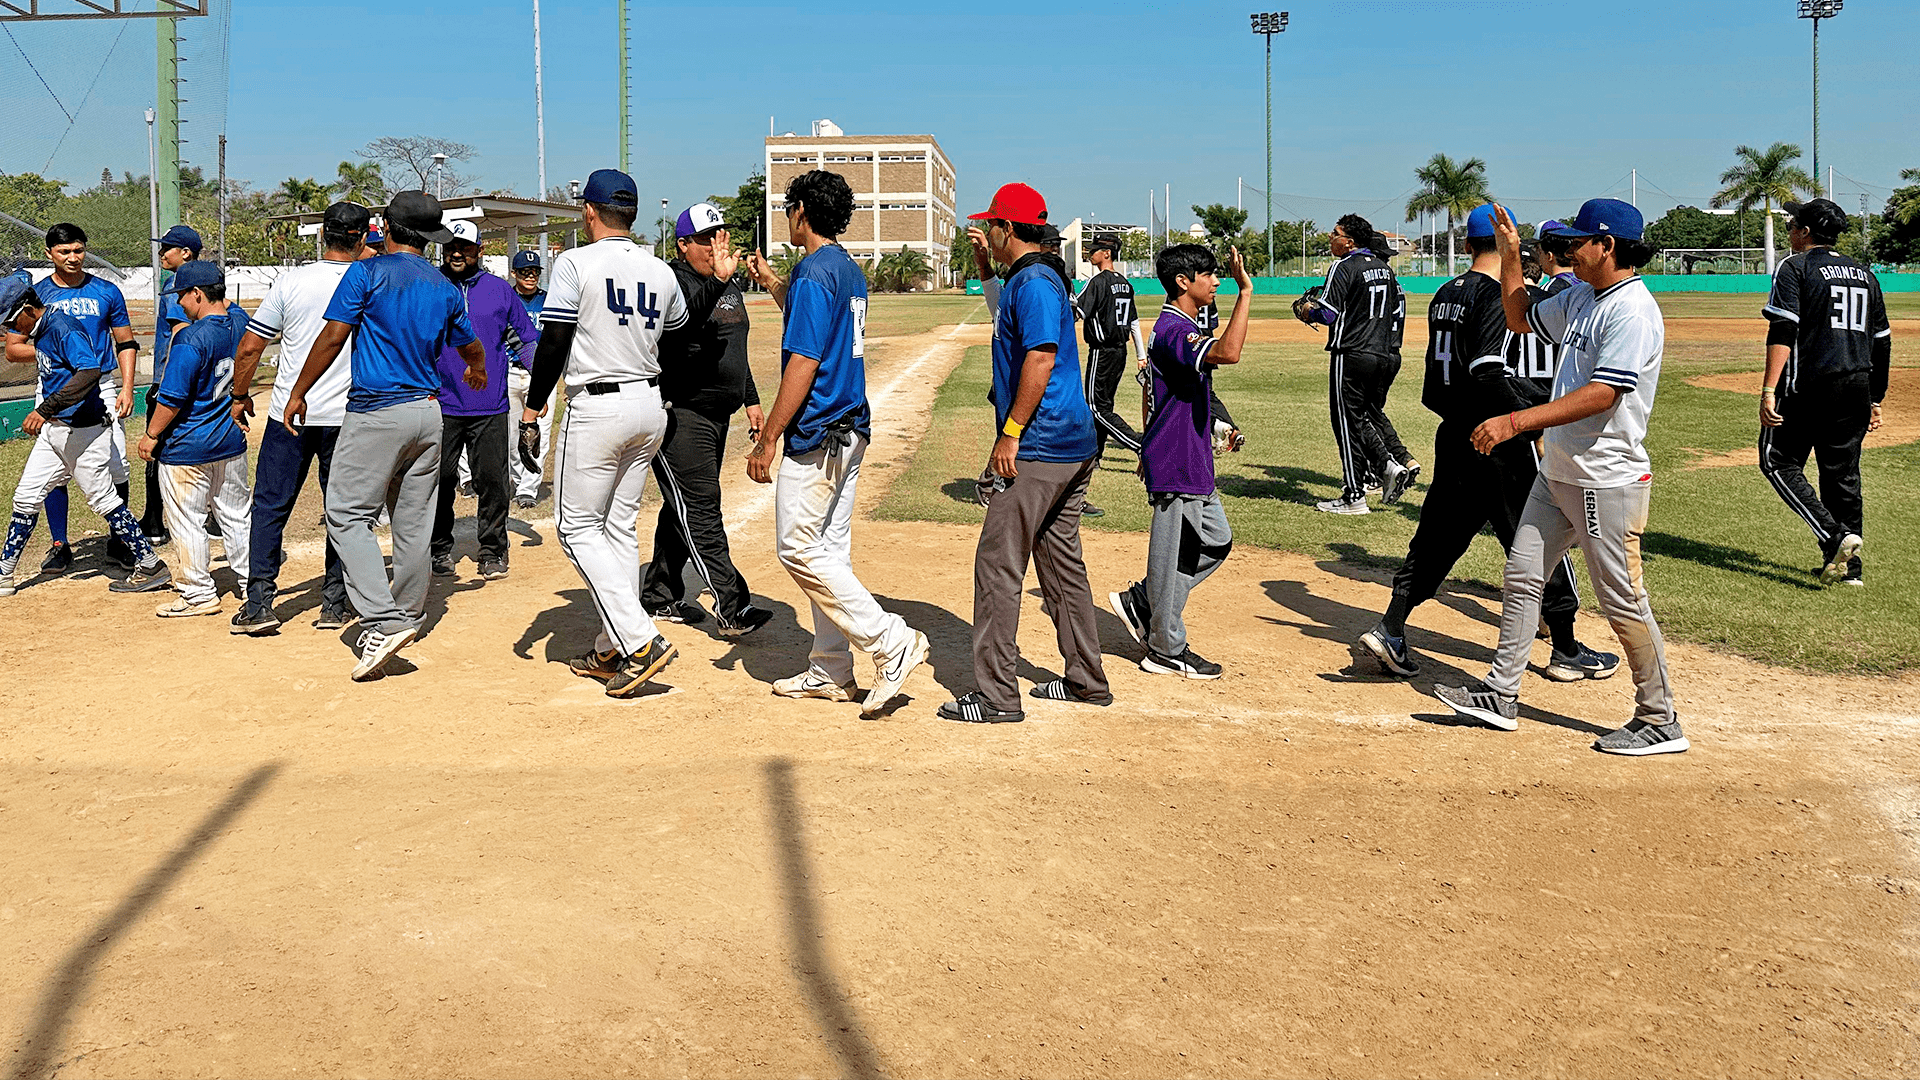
top-left (863, 629), bottom-right (930, 717)
top-left (1820, 533), bottom-right (1862, 584)
top-left (772, 671), bottom-right (856, 702)
top-left (0, 574), bottom-right (15, 598)
top-left (156, 595), bottom-right (223, 618)
top-left (351, 625), bottom-right (418, 681)
top-left (1315, 495), bottom-right (1370, 515)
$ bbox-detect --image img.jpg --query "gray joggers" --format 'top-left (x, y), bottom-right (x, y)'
top-left (1145, 490), bottom-right (1233, 658)
top-left (326, 399), bottom-right (443, 636)
top-left (1486, 474), bottom-right (1675, 723)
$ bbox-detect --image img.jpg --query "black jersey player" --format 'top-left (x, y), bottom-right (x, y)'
top-left (1075, 237), bottom-right (1144, 459)
top-left (1354, 204), bottom-right (1616, 682)
top-left (1759, 198), bottom-right (1892, 586)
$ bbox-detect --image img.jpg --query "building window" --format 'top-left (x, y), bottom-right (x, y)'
top-left (851, 155), bottom-right (872, 162)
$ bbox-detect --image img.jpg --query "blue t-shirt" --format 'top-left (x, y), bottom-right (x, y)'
top-left (1141, 304), bottom-right (1218, 496)
top-left (34, 272), bottom-right (130, 374)
top-left (513, 287), bottom-right (545, 368)
top-left (154, 309), bottom-right (250, 466)
top-left (31, 308), bottom-right (109, 427)
top-left (992, 262), bottom-right (1096, 463)
top-left (323, 251), bottom-right (477, 413)
top-left (155, 275), bottom-right (188, 383)
top-left (779, 244), bottom-right (871, 455)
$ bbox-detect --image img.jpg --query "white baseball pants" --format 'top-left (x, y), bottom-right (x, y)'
top-left (553, 381), bottom-right (667, 656)
top-left (96, 375), bottom-right (130, 484)
top-left (11, 421), bottom-right (125, 517)
top-left (159, 453), bottom-right (253, 605)
top-left (774, 434), bottom-right (913, 686)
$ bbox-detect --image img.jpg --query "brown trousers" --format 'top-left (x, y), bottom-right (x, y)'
top-left (972, 456), bottom-right (1109, 711)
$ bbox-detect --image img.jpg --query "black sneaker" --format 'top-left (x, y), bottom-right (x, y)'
top-left (606, 636), bottom-right (678, 698)
top-left (478, 558), bottom-right (509, 580)
top-left (312, 606), bottom-right (353, 630)
top-left (648, 600), bottom-right (707, 625)
top-left (230, 602), bottom-right (281, 636)
top-left (1081, 502), bottom-right (1106, 518)
top-left (105, 534), bottom-right (136, 569)
top-left (567, 647), bottom-right (622, 679)
top-left (40, 541), bottom-right (73, 575)
top-left (1107, 583), bottom-right (1150, 646)
top-left (512, 495), bottom-right (537, 510)
top-left (432, 554), bottom-right (457, 577)
top-left (107, 560), bottom-right (172, 593)
top-left (718, 605), bottom-right (774, 638)
top-left (1354, 625), bottom-right (1419, 677)
top-left (458, 480), bottom-right (474, 498)
top-left (938, 691), bottom-right (1025, 724)
top-left (1434, 680), bottom-right (1519, 731)
top-left (1141, 646), bottom-right (1223, 680)
top-left (1544, 644), bottom-right (1620, 682)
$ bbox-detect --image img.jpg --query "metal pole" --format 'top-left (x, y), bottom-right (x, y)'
top-left (534, 0), bottom-right (548, 274)
top-left (1811, 15), bottom-right (1820, 189)
top-left (217, 134), bottom-right (227, 267)
top-left (146, 109), bottom-right (160, 335)
top-left (1860, 193), bottom-right (1869, 252)
top-left (617, 0), bottom-right (630, 172)
top-left (1265, 32), bottom-right (1273, 275)
top-left (1631, 168), bottom-right (1637, 209)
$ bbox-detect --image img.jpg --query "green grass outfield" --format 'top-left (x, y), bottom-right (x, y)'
top-left (876, 297), bottom-right (1919, 676)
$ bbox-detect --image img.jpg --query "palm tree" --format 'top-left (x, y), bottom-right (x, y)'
top-left (1894, 167), bottom-right (1920, 226)
top-left (277, 176), bottom-right (331, 212)
top-left (335, 160), bottom-right (385, 204)
top-left (1405, 153), bottom-right (1489, 275)
top-left (876, 245), bottom-right (931, 292)
top-left (1711, 143), bottom-right (1816, 274)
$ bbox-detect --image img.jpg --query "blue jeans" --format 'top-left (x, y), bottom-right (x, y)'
top-left (247, 420), bottom-right (348, 614)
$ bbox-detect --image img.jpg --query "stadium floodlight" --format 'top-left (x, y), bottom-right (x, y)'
top-left (1797, 0), bottom-right (1841, 195)
top-left (1249, 11), bottom-right (1289, 275)
top-left (432, 152), bottom-right (448, 198)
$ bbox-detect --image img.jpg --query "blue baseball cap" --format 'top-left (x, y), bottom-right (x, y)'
top-left (163, 259), bottom-right (223, 294)
top-left (580, 168), bottom-right (638, 207)
top-left (1549, 198), bottom-right (1643, 242)
top-left (0, 270), bottom-right (36, 321)
top-left (675, 202), bottom-right (728, 239)
top-left (155, 224), bottom-right (203, 253)
top-left (1539, 219), bottom-right (1569, 235)
top-left (510, 250), bottom-right (542, 271)
top-left (1465, 203), bottom-right (1514, 239)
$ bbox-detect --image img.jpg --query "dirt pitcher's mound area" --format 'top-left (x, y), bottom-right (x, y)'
top-left (1682, 368), bottom-right (1920, 469)
top-left (2, 323), bottom-right (1918, 1079)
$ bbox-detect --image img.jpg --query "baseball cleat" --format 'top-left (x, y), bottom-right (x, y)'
top-left (40, 541), bottom-right (72, 575)
top-left (1141, 646), bottom-right (1223, 680)
top-left (1108, 583), bottom-right (1150, 647)
top-left (938, 691), bottom-right (1025, 724)
top-left (108, 561), bottom-right (172, 593)
top-left (606, 635), bottom-right (678, 698)
top-left (1080, 502), bottom-right (1106, 518)
top-left (1315, 495), bottom-right (1371, 515)
top-left (1382, 460), bottom-right (1421, 504)
top-left (312, 606), bottom-right (353, 631)
top-left (567, 647), bottom-right (622, 678)
top-left (351, 625), bottom-right (417, 681)
top-left (863, 629), bottom-right (930, 717)
top-left (1594, 718), bottom-right (1689, 756)
top-left (718, 605), bottom-right (774, 638)
top-left (230, 602), bottom-right (282, 635)
top-left (157, 595), bottom-right (223, 618)
top-left (1027, 678), bottom-right (1112, 706)
top-left (772, 671), bottom-right (857, 701)
top-left (1434, 681), bottom-right (1519, 731)
top-left (478, 558), bottom-right (509, 580)
top-left (1354, 626), bottom-right (1420, 677)
top-left (647, 600), bottom-right (706, 625)
top-left (1820, 533), bottom-right (1862, 584)
top-left (1544, 644), bottom-right (1620, 682)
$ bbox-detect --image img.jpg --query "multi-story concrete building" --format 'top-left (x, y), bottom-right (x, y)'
top-left (764, 120), bottom-right (958, 287)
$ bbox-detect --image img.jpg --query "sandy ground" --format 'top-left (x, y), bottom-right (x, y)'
top-left (3, 320), bottom-right (1919, 1079)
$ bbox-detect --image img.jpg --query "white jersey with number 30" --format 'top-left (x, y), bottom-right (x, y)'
top-left (538, 235), bottom-right (688, 386)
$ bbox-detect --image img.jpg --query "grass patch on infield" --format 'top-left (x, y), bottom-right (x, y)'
top-left (876, 304), bottom-right (1920, 676)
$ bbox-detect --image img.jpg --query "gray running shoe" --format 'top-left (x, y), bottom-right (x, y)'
top-left (1544, 644), bottom-right (1620, 682)
top-left (108, 560), bottom-right (172, 593)
top-left (351, 625), bottom-right (417, 681)
top-left (1594, 718), bottom-right (1690, 756)
top-left (432, 554), bottom-right (457, 578)
top-left (1435, 680), bottom-right (1519, 731)
top-left (1354, 626), bottom-right (1419, 677)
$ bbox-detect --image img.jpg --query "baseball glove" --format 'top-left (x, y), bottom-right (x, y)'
top-left (1291, 284), bottom-right (1327, 327)
top-left (517, 420), bottom-right (543, 472)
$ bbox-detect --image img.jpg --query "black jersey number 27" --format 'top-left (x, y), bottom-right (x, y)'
top-left (606, 278), bottom-right (662, 328)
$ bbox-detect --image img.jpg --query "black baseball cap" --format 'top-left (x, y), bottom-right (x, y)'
top-left (1088, 236), bottom-right (1119, 254)
top-left (323, 201), bottom-right (372, 233)
top-left (383, 190), bottom-right (455, 245)
top-left (1784, 198), bottom-right (1848, 237)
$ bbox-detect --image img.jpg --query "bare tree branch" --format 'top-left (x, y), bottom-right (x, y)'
top-left (357, 135), bottom-right (480, 196)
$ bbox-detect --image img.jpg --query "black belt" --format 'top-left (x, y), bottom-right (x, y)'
top-left (584, 377), bottom-right (657, 395)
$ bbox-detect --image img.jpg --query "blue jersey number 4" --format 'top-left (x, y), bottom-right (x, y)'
top-left (605, 278), bottom-right (660, 328)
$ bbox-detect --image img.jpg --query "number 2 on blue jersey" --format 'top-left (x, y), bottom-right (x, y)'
top-left (605, 278), bottom-right (661, 329)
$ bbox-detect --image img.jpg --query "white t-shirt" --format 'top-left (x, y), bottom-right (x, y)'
top-left (246, 260), bottom-right (356, 425)
top-left (1526, 275), bottom-right (1664, 488)
top-left (538, 236), bottom-right (687, 388)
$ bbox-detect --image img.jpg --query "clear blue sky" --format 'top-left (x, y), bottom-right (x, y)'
top-left (6, 0), bottom-right (1916, 232)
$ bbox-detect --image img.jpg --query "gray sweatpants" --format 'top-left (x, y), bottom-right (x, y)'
top-left (1145, 490), bottom-right (1233, 657)
top-left (973, 456), bottom-right (1107, 712)
top-left (1486, 475), bottom-right (1675, 723)
top-left (326, 398), bottom-right (443, 636)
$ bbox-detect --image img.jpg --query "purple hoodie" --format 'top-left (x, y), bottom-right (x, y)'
top-left (437, 265), bottom-right (539, 416)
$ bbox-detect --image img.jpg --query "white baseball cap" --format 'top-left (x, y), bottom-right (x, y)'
top-left (675, 202), bottom-right (728, 238)
top-left (447, 219), bottom-right (482, 246)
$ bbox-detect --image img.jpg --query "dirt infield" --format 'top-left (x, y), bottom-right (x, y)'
top-left (1681, 369), bottom-right (1920, 469)
top-left (3, 320), bottom-right (1918, 1078)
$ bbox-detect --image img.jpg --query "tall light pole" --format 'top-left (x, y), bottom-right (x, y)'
top-left (432, 152), bottom-right (447, 198)
top-left (1798, 0), bottom-right (1842, 196)
top-left (1249, 11), bottom-right (1289, 275)
top-left (533, 0), bottom-right (548, 271)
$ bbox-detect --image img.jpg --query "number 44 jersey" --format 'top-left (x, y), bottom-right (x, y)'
top-left (539, 235), bottom-right (689, 384)
top-left (1763, 247), bottom-right (1891, 397)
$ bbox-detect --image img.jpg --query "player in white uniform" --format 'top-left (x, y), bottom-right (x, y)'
top-left (520, 169), bottom-right (690, 698)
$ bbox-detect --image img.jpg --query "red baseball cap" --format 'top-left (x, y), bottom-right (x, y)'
top-left (968, 182), bottom-right (1049, 226)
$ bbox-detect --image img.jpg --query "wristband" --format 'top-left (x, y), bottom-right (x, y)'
top-left (231, 391), bottom-right (252, 400)
top-left (1760, 386), bottom-right (1775, 395)
top-left (1001, 417), bottom-right (1025, 439)
top-left (1509, 410), bottom-right (1521, 434)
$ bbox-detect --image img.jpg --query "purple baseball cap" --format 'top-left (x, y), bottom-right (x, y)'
top-left (675, 202), bottom-right (728, 239)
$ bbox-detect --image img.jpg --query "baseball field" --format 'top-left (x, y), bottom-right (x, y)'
top-left (2, 292), bottom-right (1917, 1077)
